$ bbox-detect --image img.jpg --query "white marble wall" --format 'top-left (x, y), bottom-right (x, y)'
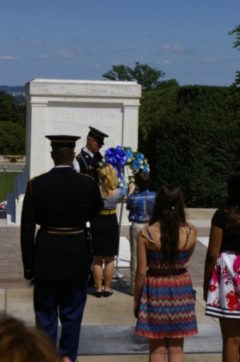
top-left (7, 79), bottom-right (142, 224)
top-left (25, 79), bottom-right (141, 179)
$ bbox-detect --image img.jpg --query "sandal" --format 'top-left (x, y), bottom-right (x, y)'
top-left (103, 290), bottom-right (113, 297)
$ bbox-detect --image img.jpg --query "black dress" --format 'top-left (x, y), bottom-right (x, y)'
top-left (92, 188), bottom-right (124, 256)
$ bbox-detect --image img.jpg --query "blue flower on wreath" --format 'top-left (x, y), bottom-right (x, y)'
top-left (105, 146), bottom-right (127, 177)
top-left (103, 145), bottom-right (150, 187)
top-left (125, 148), bottom-right (133, 161)
top-left (143, 164), bottom-right (150, 173)
top-left (136, 153), bottom-right (144, 162)
top-left (132, 160), bottom-right (141, 172)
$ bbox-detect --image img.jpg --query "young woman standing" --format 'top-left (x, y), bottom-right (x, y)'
top-left (204, 168), bottom-right (240, 362)
top-left (135, 185), bottom-right (198, 362)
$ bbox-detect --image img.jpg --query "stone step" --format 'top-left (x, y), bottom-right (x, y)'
top-left (0, 287), bottom-right (221, 356)
top-left (0, 286), bottom-right (221, 355)
top-left (74, 324), bottom-right (221, 355)
top-left (76, 355), bottom-right (221, 362)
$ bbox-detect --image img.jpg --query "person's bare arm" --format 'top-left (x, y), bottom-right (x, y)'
top-left (127, 183), bottom-right (136, 197)
top-left (134, 232), bottom-right (147, 318)
top-left (203, 225), bottom-right (223, 301)
top-left (187, 225), bottom-right (197, 256)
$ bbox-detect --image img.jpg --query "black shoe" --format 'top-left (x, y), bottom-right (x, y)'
top-left (94, 290), bottom-right (102, 298)
top-left (102, 290), bottom-right (113, 297)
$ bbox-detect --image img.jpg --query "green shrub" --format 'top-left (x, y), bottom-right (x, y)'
top-left (0, 121), bottom-right (25, 154)
top-left (139, 85), bottom-right (240, 207)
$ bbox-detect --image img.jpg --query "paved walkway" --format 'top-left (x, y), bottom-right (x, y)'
top-left (0, 222), bottom-right (222, 361)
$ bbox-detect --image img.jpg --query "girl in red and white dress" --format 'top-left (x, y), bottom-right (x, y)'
top-left (204, 167), bottom-right (240, 362)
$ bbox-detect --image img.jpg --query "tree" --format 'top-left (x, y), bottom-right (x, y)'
top-left (156, 79), bottom-right (179, 89)
top-left (102, 62), bottom-right (165, 90)
top-left (102, 65), bottom-right (133, 81)
top-left (0, 121), bottom-right (25, 154)
top-left (139, 85), bottom-right (240, 207)
top-left (229, 24), bottom-right (240, 86)
top-left (0, 91), bottom-right (26, 126)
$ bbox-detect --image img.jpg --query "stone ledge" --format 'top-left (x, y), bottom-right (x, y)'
top-left (186, 208), bottom-right (216, 220)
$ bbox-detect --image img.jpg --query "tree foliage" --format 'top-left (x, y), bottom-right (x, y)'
top-left (103, 65), bottom-right (133, 81)
top-left (0, 121), bottom-right (25, 154)
top-left (229, 24), bottom-right (240, 48)
top-left (229, 24), bottom-right (240, 86)
top-left (139, 85), bottom-right (240, 207)
top-left (0, 91), bottom-right (26, 126)
top-left (103, 62), bottom-right (165, 90)
top-left (0, 91), bottom-right (26, 154)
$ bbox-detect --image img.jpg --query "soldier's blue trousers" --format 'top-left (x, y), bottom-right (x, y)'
top-left (34, 279), bottom-right (88, 362)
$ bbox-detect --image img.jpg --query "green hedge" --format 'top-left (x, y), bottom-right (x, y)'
top-left (0, 121), bottom-right (25, 154)
top-left (139, 85), bottom-right (240, 207)
top-left (0, 91), bottom-right (26, 155)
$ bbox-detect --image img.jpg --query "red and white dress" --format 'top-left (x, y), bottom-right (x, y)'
top-left (206, 209), bottom-right (240, 319)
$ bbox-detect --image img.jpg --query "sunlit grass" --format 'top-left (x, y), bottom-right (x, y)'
top-left (0, 172), bottom-right (20, 201)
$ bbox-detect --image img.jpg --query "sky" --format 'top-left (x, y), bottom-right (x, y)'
top-left (0, 0), bottom-right (240, 87)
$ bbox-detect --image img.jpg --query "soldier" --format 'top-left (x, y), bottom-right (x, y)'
top-left (20, 135), bottom-right (103, 362)
top-left (76, 126), bottom-right (109, 180)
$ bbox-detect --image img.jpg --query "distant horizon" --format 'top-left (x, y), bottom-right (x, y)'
top-left (0, 79), bottom-right (236, 89)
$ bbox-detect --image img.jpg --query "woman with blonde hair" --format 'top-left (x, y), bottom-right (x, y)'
top-left (92, 163), bottom-right (124, 297)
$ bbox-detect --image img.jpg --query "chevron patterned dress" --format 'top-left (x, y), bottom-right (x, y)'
top-left (136, 250), bottom-right (198, 339)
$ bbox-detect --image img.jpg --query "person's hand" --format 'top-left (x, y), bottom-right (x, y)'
top-left (128, 183), bottom-right (136, 196)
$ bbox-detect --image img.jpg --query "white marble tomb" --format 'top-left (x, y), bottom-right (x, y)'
top-left (7, 79), bottom-right (142, 225)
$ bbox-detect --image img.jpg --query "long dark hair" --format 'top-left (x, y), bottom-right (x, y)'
top-left (150, 185), bottom-right (186, 262)
top-left (225, 167), bottom-right (240, 234)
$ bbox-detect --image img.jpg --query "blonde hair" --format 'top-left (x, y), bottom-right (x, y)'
top-left (99, 163), bottom-right (118, 191)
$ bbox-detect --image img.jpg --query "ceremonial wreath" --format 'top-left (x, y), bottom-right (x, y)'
top-left (101, 145), bottom-right (150, 186)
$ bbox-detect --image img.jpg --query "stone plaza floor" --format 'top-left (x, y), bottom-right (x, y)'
top-left (0, 223), bottom-right (222, 361)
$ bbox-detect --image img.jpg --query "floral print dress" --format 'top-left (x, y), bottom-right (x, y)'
top-left (206, 209), bottom-right (240, 319)
top-left (206, 252), bottom-right (240, 318)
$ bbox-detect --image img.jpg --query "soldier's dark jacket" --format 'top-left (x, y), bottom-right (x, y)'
top-left (77, 148), bottom-right (102, 181)
top-left (20, 167), bottom-right (103, 280)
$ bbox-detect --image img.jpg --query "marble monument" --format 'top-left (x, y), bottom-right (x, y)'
top-left (7, 79), bottom-right (142, 225)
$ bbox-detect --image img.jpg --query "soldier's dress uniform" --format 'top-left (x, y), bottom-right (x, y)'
top-left (77, 147), bottom-right (102, 180)
top-left (76, 127), bottom-right (108, 181)
top-left (20, 135), bottom-right (103, 362)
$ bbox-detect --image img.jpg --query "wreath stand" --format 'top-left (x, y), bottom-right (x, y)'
top-left (114, 197), bottom-right (125, 279)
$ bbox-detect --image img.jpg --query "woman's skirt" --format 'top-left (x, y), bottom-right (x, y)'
top-left (136, 272), bottom-right (198, 339)
top-left (92, 214), bottom-right (119, 257)
top-left (206, 251), bottom-right (240, 319)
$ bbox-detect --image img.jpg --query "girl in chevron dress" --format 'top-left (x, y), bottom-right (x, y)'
top-left (134, 185), bottom-right (198, 362)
